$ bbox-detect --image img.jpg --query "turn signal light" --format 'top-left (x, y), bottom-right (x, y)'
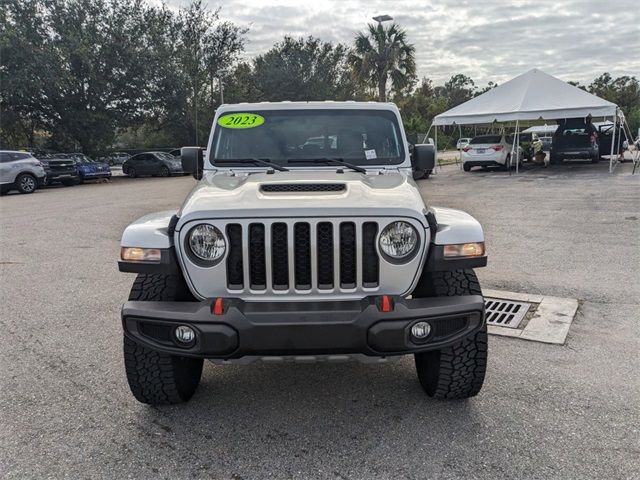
top-left (443, 242), bottom-right (485, 258)
top-left (120, 247), bottom-right (161, 262)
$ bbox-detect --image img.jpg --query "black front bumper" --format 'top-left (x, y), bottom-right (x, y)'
top-left (45, 171), bottom-right (78, 182)
top-left (122, 295), bottom-right (485, 359)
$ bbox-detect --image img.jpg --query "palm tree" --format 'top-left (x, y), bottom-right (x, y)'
top-left (349, 23), bottom-right (416, 102)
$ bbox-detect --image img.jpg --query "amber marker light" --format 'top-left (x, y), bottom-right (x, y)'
top-left (443, 242), bottom-right (485, 258)
top-left (120, 247), bottom-right (162, 263)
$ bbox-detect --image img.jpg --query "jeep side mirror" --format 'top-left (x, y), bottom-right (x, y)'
top-left (412, 144), bottom-right (435, 171)
top-left (181, 147), bottom-right (204, 180)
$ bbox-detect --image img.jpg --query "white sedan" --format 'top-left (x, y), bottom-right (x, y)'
top-left (462, 134), bottom-right (523, 172)
top-left (456, 137), bottom-right (471, 149)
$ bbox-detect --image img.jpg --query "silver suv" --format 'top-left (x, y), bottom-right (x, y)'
top-left (0, 150), bottom-right (46, 194)
top-left (118, 102), bottom-right (488, 405)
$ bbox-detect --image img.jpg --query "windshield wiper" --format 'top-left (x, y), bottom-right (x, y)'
top-left (288, 157), bottom-right (367, 173)
top-left (213, 158), bottom-right (289, 171)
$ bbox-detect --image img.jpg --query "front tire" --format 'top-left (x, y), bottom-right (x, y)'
top-left (123, 274), bottom-right (203, 405)
top-left (412, 270), bottom-right (487, 399)
top-left (463, 164), bottom-right (471, 172)
top-left (16, 173), bottom-right (37, 193)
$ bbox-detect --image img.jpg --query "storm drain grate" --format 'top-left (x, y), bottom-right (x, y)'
top-left (484, 298), bottom-right (532, 329)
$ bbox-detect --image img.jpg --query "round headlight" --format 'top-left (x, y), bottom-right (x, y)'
top-left (188, 224), bottom-right (226, 261)
top-left (379, 221), bottom-right (418, 259)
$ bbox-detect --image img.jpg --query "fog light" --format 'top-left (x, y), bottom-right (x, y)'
top-left (175, 325), bottom-right (196, 344)
top-left (411, 322), bottom-right (431, 340)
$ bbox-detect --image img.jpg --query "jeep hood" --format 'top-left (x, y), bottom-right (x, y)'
top-left (177, 170), bottom-right (428, 227)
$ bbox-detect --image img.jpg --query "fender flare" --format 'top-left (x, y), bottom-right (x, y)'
top-left (119, 211), bottom-right (180, 274)
top-left (425, 207), bottom-right (487, 271)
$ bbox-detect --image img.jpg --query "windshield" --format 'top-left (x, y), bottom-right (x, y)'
top-left (210, 109), bottom-right (405, 167)
top-left (470, 135), bottom-right (502, 144)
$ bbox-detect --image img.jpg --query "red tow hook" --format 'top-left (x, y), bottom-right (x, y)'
top-left (213, 297), bottom-right (224, 315)
top-left (380, 295), bottom-right (393, 312)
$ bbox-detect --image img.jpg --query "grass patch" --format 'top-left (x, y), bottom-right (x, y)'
top-left (437, 156), bottom-right (460, 166)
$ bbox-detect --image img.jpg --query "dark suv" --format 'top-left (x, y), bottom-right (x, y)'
top-left (38, 154), bottom-right (79, 186)
top-left (550, 118), bottom-right (599, 164)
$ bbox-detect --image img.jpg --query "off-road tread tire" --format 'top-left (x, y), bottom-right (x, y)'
top-left (124, 274), bottom-right (202, 405)
top-left (413, 269), bottom-right (487, 400)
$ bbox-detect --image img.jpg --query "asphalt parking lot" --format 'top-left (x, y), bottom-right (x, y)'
top-left (1, 162), bottom-right (639, 479)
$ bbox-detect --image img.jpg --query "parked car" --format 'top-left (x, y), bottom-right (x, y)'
top-left (456, 138), bottom-right (471, 149)
top-left (596, 123), bottom-right (629, 161)
top-left (118, 101), bottom-right (488, 406)
top-left (168, 149), bottom-right (181, 158)
top-left (68, 153), bottom-right (112, 183)
top-left (108, 152), bottom-right (131, 166)
top-left (550, 118), bottom-right (599, 164)
top-left (0, 150), bottom-right (46, 194)
top-left (38, 154), bottom-right (79, 186)
top-left (462, 134), bottom-right (523, 171)
top-left (122, 151), bottom-right (184, 177)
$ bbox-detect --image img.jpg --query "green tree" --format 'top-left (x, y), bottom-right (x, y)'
top-left (0, 0), bottom-right (50, 148)
top-left (436, 74), bottom-right (476, 108)
top-left (222, 61), bottom-right (262, 104)
top-left (349, 22), bottom-right (416, 101)
top-left (145, 1), bottom-right (246, 146)
top-left (589, 73), bottom-right (640, 134)
top-left (251, 36), bottom-right (356, 102)
top-left (1, 0), bottom-right (153, 153)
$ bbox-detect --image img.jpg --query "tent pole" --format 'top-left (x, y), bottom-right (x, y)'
top-left (435, 125), bottom-right (438, 172)
top-left (516, 121), bottom-right (521, 174)
top-left (458, 125), bottom-right (462, 168)
top-left (425, 123), bottom-right (433, 140)
top-left (609, 110), bottom-right (617, 173)
top-left (622, 116), bottom-right (639, 174)
top-left (510, 120), bottom-right (518, 176)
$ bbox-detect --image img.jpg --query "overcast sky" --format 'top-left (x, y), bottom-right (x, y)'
top-left (164, 0), bottom-right (639, 87)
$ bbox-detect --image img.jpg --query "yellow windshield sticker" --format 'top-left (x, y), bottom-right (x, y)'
top-left (217, 113), bottom-right (265, 129)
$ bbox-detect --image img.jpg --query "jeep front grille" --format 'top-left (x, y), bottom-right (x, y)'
top-left (225, 220), bottom-right (380, 292)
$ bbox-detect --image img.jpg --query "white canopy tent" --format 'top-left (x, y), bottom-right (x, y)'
top-left (431, 69), bottom-right (635, 173)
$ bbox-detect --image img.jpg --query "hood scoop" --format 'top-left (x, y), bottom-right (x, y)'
top-left (260, 183), bottom-right (346, 193)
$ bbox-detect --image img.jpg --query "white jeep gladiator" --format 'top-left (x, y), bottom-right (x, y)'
top-left (119, 102), bottom-right (488, 405)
